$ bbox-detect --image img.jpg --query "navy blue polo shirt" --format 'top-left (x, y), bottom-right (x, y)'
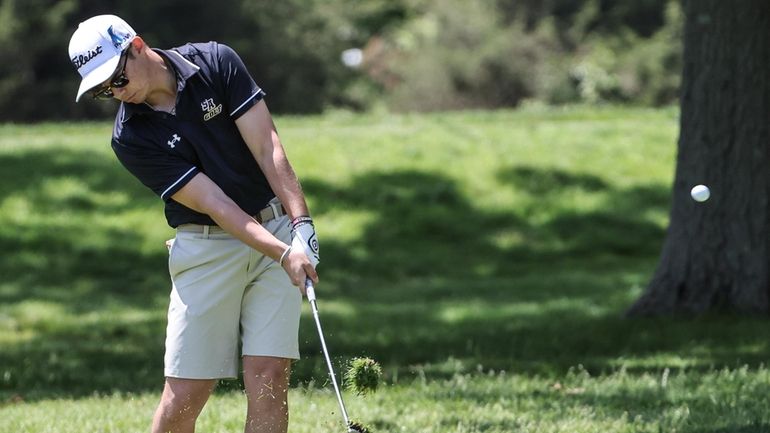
top-left (111, 42), bottom-right (274, 227)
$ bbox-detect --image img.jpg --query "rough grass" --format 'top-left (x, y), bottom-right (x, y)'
top-left (2, 106), bottom-right (770, 432)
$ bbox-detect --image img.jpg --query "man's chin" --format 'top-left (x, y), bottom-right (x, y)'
top-left (117, 90), bottom-right (137, 104)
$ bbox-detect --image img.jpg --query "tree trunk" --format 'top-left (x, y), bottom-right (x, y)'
top-left (627, 0), bottom-right (770, 315)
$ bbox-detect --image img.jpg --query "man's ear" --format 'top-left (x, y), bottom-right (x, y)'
top-left (128, 36), bottom-right (145, 56)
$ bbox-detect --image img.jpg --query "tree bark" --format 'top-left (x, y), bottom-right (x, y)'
top-left (628, 0), bottom-right (770, 315)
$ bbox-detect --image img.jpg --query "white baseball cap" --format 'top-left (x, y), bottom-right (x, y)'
top-left (69, 15), bottom-right (136, 102)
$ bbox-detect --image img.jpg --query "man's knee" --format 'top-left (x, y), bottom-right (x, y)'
top-left (244, 356), bottom-right (292, 380)
top-left (243, 357), bottom-right (292, 400)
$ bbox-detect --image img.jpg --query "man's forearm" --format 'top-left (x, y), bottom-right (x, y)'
top-left (268, 148), bottom-right (310, 220)
top-left (235, 101), bottom-right (311, 221)
top-left (171, 172), bottom-right (288, 261)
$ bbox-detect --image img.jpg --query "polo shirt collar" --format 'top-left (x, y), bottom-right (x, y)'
top-left (119, 48), bottom-right (201, 122)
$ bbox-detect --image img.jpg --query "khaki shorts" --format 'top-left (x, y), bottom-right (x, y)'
top-left (164, 215), bottom-right (300, 379)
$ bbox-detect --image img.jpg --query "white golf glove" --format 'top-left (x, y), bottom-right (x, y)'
top-left (291, 217), bottom-right (319, 268)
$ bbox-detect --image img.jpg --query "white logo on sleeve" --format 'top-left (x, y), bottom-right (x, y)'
top-left (167, 134), bottom-right (181, 148)
top-left (201, 98), bottom-right (223, 121)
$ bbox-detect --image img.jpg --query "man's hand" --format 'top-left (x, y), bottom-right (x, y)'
top-left (281, 245), bottom-right (318, 294)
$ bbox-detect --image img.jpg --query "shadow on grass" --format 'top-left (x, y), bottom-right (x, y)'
top-left (698, 425), bottom-right (770, 433)
top-left (2, 147), bottom-right (770, 401)
top-left (296, 167), bottom-right (770, 382)
top-left (0, 148), bottom-right (169, 398)
top-left (562, 384), bottom-right (770, 433)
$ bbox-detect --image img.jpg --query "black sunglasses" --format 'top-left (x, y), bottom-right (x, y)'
top-left (90, 50), bottom-right (130, 100)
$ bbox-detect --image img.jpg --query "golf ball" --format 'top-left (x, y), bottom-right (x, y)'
top-left (691, 184), bottom-right (710, 202)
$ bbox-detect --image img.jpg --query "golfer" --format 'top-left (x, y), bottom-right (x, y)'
top-left (68, 15), bottom-right (319, 433)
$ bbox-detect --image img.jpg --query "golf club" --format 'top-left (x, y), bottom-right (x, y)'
top-left (305, 279), bottom-right (368, 433)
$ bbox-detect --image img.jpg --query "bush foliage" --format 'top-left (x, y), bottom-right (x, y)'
top-left (370, 0), bottom-right (682, 111)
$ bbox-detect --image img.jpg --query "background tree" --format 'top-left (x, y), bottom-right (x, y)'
top-left (628, 0), bottom-right (770, 315)
top-left (0, 0), bottom-right (682, 121)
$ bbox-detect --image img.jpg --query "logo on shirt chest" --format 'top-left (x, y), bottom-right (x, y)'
top-left (201, 98), bottom-right (223, 121)
top-left (167, 134), bottom-right (181, 148)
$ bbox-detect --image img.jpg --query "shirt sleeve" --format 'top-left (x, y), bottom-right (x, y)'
top-left (216, 43), bottom-right (266, 120)
top-left (111, 135), bottom-right (199, 202)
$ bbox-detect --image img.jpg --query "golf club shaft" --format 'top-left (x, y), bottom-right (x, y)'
top-left (305, 279), bottom-right (352, 427)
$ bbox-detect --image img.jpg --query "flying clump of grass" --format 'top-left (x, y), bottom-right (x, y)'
top-left (344, 357), bottom-right (382, 396)
top-left (348, 420), bottom-right (372, 433)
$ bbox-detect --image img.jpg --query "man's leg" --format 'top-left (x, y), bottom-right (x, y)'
top-left (151, 378), bottom-right (217, 433)
top-left (243, 356), bottom-right (292, 433)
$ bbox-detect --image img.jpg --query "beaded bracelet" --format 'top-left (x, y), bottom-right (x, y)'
top-left (291, 216), bottom-right (314, 230)
top-left (291, 216), bottom-right (313, 224)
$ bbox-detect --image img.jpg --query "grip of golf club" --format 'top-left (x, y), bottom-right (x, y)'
top-left (305, 278), bottom-right (316, 302)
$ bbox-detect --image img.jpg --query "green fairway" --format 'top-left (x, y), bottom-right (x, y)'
top-left (2, 106), bottom-right (770, 432)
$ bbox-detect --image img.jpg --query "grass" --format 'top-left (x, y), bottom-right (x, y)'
top-left (2, 106), bottom-right (770, 432)
top-left (4, 367), bottom-right (770, 432)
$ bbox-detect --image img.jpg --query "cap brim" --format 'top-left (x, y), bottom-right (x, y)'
top-left (74, 55), bottom-right (122, 102)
